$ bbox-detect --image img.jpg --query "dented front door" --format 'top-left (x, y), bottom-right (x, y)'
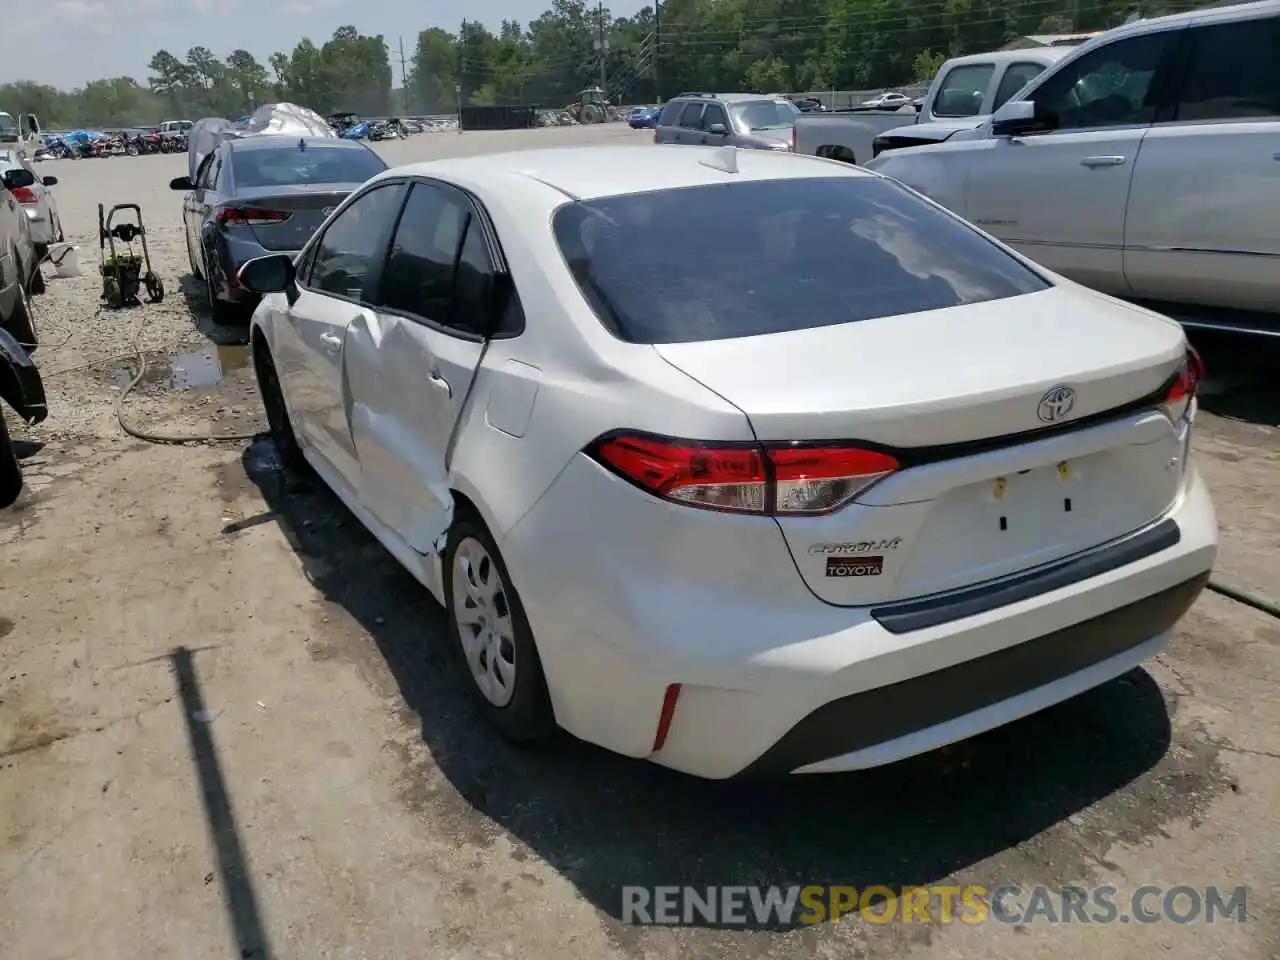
top-left (344, 179), bottom-right (493, 556)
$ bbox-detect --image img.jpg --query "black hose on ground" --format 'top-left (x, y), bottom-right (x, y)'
top-left (1206, 577), bottom-right (1280, 620)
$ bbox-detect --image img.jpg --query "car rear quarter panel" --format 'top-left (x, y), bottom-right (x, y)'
top-left (442, 174), bottom-right (755, 545)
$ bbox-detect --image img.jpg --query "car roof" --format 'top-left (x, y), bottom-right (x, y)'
top-left (376, 144), bottom-right (874, 202)
top-left (227, 135), bottom-right (368, 153)
top-left (940, 47), bottom-right (1074, 68)
top-left (670, 93), bottom-right (781, 104)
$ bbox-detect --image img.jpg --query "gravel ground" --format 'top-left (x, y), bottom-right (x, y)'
top-left (2, 125), bottom-right (1279, 960)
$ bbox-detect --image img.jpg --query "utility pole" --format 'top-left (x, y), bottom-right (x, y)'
top-left (396, 36), bottom-right (409, 112)
top-left (597, 0), bottom-right (608, 95)
top-left (654, 0), bottom-right (661, 102)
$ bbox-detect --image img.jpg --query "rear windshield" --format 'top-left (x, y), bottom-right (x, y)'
top-left (231, 145), bottom-right (387, 189)
top-left (552, 177), bottom-right (1049, 344)
top-left (730, 99), bottom-right (800, 131)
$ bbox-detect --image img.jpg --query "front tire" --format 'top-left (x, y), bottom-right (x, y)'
top-left (444, 514), bottom-right (556, 742)
top-left (0, 411), bottom-right (22, 510)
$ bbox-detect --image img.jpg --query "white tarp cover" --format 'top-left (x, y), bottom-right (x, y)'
top-left (240, 102), bottom-right (336, 138)
top-left (187, 103), bottom-right (335, 182)
top-left (188, 116), bottom-right (236, 182)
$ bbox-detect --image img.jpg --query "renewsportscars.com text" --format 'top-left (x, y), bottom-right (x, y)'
top-left (621, 884), bottom-right (1248, 927)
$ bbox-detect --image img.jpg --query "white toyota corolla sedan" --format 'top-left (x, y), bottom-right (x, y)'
top-left (239, 144), bottom-right (1217, 780)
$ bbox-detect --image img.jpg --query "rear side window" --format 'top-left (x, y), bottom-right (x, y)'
top-left (1175, 17), bottom-right (1280, 121)
top-left (657, 100), bottom-right (685, 126)
top-left (993, 62), bottom-right (1048, 110)
top-left (231, 145), bottom-right (387, 189)
top-left (552, 177), bottom-right (1050, 345)
top-left (677, 103), bottom-right (705, 128)
top-left (933, 64), bottom-right (996, 116)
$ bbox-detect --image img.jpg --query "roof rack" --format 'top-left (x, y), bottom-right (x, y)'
top-left (674, 91), bottom-right (717, 99)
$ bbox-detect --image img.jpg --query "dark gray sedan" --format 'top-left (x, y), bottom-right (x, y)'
top-left (170, 135), bottom-right (387, 324)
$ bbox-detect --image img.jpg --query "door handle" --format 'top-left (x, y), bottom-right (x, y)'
top-left (319, 332), bottom-right (342, 352)
top-left (1081, 155), bottom-right (1126, 168)
top-left (429, 370), bottom-right (452, 398)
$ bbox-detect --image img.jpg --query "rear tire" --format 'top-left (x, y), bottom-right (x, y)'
top-left (204, 249), bottom-right (247, 325)
top-left (8, 279), bottom-right (37, 349)
top-left (444, 513), bottom-right (556, 742)
top-left (253, 340), bottom-right (306, 471)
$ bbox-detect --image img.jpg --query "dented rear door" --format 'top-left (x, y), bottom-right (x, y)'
top-left (344, 179), bottom-right (495, 555)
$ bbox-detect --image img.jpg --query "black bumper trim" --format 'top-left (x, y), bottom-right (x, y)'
top-left (737, 572), bottom-right (1208, 778)
top-left (871, 519), bottom-right (1180, 635)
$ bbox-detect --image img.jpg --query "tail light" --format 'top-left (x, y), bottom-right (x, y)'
top-left (9, 186), bottom-right (37, 204)
top-left (587, 432), bottom-right (898, 516)
top-left (1161, 346), bottom-right (1204, 421)
top-left (215, 206), bottom-right (292, 226)
top-left (791, 125), bottom-right (796, 152)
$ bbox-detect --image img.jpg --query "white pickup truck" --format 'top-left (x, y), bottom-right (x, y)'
top-left (793, 47), bottom-right (1089, 165)
top-left (0, 112), bottom-right (41, 154)
top-left (866, 0), bottom-right (1280, 335)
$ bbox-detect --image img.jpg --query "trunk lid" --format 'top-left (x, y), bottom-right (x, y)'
top-left (655, 286), bottom-right (1190, 606)
top-left (223, 184), bottom-right (357, 251)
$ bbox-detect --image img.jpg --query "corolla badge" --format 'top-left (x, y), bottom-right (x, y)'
top-left (1037, 384), bottom-right (1076, 424)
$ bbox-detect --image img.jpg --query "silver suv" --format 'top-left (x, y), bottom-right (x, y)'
top-left (653, 93), bottom-right (800, 151)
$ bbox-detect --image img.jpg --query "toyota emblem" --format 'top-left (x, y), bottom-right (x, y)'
top-left (1037, 385), bottom-right (1076, 423)
top-left (322, 206), bottom-right (336, 217)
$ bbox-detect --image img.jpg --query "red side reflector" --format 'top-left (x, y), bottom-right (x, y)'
top-left (10, 186), bottom-right (37, 204)
top-left (652, 683), bottom-right (682, 751)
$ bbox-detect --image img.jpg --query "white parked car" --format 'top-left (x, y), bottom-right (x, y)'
top-left (239, 144), bottom-right (1217, 780)
top-left (0, 150), bottom-right (62, 259)
top-left (865, 0), bottom-right (1280, 335)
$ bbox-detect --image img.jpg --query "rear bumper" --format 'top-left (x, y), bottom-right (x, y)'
top-left (505, 457), bottom-right (1217, 779)
top-left (741, 572), bottom-right (1204, 776)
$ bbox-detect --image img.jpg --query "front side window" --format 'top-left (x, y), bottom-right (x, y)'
top-left (1175, 18), bottom-right (1280, 121)
top-left (307, 182), bottom-right (406, 300)
top-left (993, 62), bottom-right (1048, 111)
top-left (552, 177), bottom-right (1049, 345)
top-left (934, 64), bottom-right (996, 117)
top-left (1030, 32), bottom-right (1172, 130)
top-left (701, 103), bottom-right (730, 131)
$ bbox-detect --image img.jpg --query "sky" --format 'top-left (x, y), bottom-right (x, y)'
top-left (2, 0), bottom-right (646, 90)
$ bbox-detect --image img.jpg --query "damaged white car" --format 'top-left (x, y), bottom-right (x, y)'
top-left (239, 145), bottom-right (1216, 780)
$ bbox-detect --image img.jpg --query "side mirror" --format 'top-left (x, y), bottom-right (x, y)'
top-left (2, 168), bottom-right (36, 191)
top-left (169, 176), bottom-right (195, 191)
top-left (238, 254), bottom-right (296, 296)
top-left (41, 176), bottom-right (58, 187)
top-left (991, 99), bottom-right (1041, 137)
top-left (707, 122), bottom-right (728, 135)
top-left (22, 114), bottom-right (40, 136)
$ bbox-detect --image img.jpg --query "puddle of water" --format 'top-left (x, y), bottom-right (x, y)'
top-left (109, 343), bottom-right (252, 390)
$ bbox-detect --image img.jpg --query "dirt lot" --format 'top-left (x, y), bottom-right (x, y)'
top-left (2, 125), bottom-right (1278, 960)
